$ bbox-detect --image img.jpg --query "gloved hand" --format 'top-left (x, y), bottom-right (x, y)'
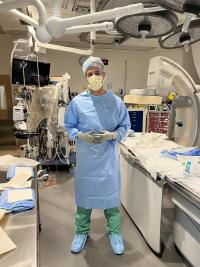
top-left (77, 132), bottom-right (95, 144)
top-left (93, 131), bottom-right (118, 143)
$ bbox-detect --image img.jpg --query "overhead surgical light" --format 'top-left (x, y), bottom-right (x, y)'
top-left (115, 11), bottom-right (178, 39)
top-left (2, 0), bottom-right (200, 54)
top-left (154, 0), bottom-right (200, 16)
top-left (159, 20), bottom-right (200, 50)
top-left (155, 0), bottom-right (199, 36)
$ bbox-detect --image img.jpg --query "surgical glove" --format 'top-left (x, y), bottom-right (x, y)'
top-left (77, 132), bottom-right (95, 144)
top-left (93, 131), bottom-right (118, 142)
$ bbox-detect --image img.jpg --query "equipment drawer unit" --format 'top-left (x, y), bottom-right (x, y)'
top-left (129, 110), bottom-right (144, 132)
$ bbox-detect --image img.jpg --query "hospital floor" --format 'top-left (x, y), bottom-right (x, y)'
top-left (38, 169), bottom-right (189, 267)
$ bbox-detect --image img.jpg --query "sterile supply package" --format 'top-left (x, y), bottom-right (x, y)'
top-left (7, 166), bottom-right (34, 180)
top-left (0, 188), bottom-right (35, 213)
top-left (0, 167), bottom-right (33, 191)
top-left (0, 154), bottom-right (39, 172)
top-left (0, 226), bottom-right (17, 256)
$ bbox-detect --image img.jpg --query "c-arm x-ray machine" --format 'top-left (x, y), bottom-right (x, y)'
top-left (147, 56), bottom-right (200, 147)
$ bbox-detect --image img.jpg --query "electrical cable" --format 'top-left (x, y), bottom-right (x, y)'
top-left (20, 58), bottom-right (32, 157)
top-left (36, 52), bottom-right (42, 107)
top-left (124, 60), bottom-right (127, 95)
top-left (56, 146), bottom-right (69, 165)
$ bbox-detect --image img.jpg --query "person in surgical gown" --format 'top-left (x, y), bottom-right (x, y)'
top-left (64, 56), bottom-right (131, 255)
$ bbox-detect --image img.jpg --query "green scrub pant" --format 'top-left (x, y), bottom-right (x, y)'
top-left (75, 207), bottom-right (121, 235)
top-left (75, 207), bottom-right (121, 234)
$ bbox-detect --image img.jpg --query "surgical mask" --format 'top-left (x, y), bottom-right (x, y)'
top-left (87, 75), bottom-right (103, 91)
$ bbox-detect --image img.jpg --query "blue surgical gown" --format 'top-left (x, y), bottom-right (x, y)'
top-left (64, 91), bottom-right (131, 209)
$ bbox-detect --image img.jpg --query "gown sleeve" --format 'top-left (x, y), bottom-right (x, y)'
top-left (115, 100), bottom-right (131, 142)
top-left (64, 100), bottom-right (79, 141)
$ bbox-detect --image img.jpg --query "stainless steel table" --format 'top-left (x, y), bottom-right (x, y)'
top-left (0, 173), bottom-right (39, 267)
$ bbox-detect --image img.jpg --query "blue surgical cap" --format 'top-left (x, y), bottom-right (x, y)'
top-left (82, 56), bottom-right (104, 75)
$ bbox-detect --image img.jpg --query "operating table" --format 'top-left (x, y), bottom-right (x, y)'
top-left (119, 136), bottom-right (200, 267)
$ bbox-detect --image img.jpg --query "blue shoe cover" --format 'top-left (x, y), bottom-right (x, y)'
top-left (108, 233), bottom-right (124, 255)
top-left (71, 234), bottom-right (88, 253)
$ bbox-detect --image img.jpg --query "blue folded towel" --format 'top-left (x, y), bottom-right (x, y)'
top-left (0, 189), bottom-right (35, 213)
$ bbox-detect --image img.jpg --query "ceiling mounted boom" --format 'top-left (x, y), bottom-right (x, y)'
top-left (0, 0), bottom-right (52, 42)
top-left (46, 3), bottom-right (144, 39)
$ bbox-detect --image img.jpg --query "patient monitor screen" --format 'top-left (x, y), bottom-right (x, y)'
top-left (12, 58), bottom-right (50, 86)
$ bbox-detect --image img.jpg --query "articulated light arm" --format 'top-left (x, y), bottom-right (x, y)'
top-left (36, 0), bottom-right (108, 55)
top-left (35, 42), bottom-right (94, 56)
top-left (10, 9), bottom-right (39, 28)
top-left (47, 3), bottom-right (144, 39)
top-left (0, 0), bottom-right (46, 24)
top-left (143, 6), bottom-right (165, 13)
top-left (0, 0), bottom-right (52, 43)
top-left (29, 26), bottom-right (94, 56)
top-left (0, 1), bottom-right (144, 43)
top-left (64, 22), bottom-right (113, 35)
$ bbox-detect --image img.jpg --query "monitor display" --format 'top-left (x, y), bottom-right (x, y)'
top-left (12, 58), bottom-right (50, 86)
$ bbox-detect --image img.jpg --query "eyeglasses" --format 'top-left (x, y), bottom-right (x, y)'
top-left (86, 70), bottom-right (102, 78)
